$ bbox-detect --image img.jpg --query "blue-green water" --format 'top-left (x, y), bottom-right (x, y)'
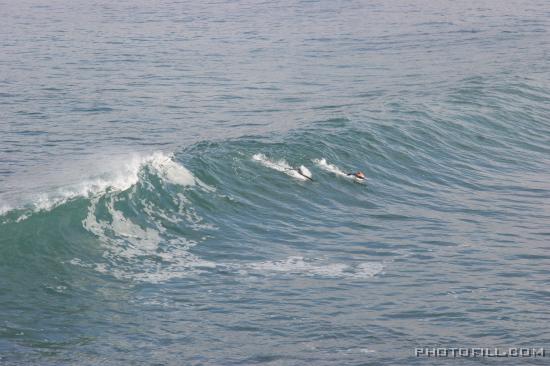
top-left (1, 0), bottom-right (550, 365)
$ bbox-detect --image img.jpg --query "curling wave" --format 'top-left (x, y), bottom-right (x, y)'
top-left (1, 152), bottom-right (197, 221)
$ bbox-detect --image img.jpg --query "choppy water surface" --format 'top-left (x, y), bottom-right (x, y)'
top-left (1, 0), bottom-right (550, 364)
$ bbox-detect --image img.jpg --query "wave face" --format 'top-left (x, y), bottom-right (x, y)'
top-left (2, 0), bottom-right (550, 365)
top-left (2, 108), bottom-right (550, 364)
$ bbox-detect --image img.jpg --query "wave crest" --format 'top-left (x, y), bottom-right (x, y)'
top-left (1, 151), bottom-right (195, 221)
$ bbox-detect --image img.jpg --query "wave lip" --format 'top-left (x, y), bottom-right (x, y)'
top-left (148, 152), bottom-right (196, 187)
top-left (74, 152), bottom-right (211, 283)
top-left (0, 204), bottom-right (12, 216)
top-left (1, 151), bottom-right (196, 219)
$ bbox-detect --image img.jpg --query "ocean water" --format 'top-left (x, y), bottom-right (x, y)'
top-left (1, 0), bottom-right (550, 364)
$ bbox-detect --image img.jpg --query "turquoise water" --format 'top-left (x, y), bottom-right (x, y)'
top-left (1, 0), bottom-right (550, 364)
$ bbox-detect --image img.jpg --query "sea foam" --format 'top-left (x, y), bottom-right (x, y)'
top-left (314, 158), bottom-right (366, 182)
top-left (2, 151), bottom-right (196, 218)
top-left (247, 256), bottom-right (383, 279)
top-left (252, 153), bottom-right (311, 181)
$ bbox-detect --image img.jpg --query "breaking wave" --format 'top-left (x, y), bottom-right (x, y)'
top-left (1, 147), bottom-right (383, 284)
top-left (1, 152), bottom-right (197, 220)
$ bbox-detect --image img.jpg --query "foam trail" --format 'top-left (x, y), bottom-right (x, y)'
top-left (314, 158), bottom-right (366, 182)
top-left (247, 256), bottom-right (383, 279)
top-left (252, 153), bottom-right (311, 181)
top-left (314, 158), bottom-right (348, 177)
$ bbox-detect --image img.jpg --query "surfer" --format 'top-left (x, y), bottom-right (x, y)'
top-left (347, 171), bottom-right (366, 181)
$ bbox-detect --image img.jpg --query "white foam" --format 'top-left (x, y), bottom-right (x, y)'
top-left (81, 193), bottom-right (215, 283)
top-left (149, 152), bottom-right (196, 187)
top-left (248, 256), bottom-right (383, 279)
top-left (252, 153), bottom-right (311, 181)
top-left (314, 158), bottom-right (347, 177)
top-left (298, 165), bottom-right (312, 179)
top-left (358, 348), bottom-right (377, 354)
top-left (354, 262), bottom-right (385, 278)
top-left (0, 204), bottom-right (12, 216)
top-left (314, 158), bottom-right (366, 182)
top-left (8, 151), bottom-right (196, 219)
top-left (64, 152), bottom-right (215, 283)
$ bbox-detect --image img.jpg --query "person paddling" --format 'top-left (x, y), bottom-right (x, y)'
top-left (347, 171), bottom-right (366, 180)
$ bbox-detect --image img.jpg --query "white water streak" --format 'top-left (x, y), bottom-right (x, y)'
top-left (247, 256), bottom-right (383, 279)
top-left (252, 153), bottom-right (312, 181)
top-left (314, 158), bottom-right (366, 182)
